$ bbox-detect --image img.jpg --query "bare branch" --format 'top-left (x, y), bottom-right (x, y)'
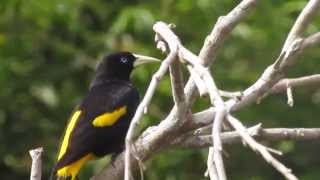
top-left (171, 124), bottom-right (262, 148)
top-left (226, 0), bottom-right (320, 112)
top-left (187, 65), bottom-right (208, 96)
top-left (271, 74), bottom-right (320, 93)
top-left (154, 22), bottom-right (187, 112)
top-left (153, 22), bottom-right (180, 52)
top-left (218, 90), bottom-right (243, 99)
top-left (171, 127), bottom-right (320, 149)
top-left (169, 57), bottom-right (186, 107)
top-left (302, 32), bottom-right (320, 49)
top-left (169, 57), bottom-right (190, 127)
top-left (154, 21), bottom-right (229, 180)
top-left (29, 147), bottom-right (43, 180)
top-left (283, 0), bottom-right (320, 51)
top-left (190, 107), bottom-right (217, 128)
top-left (199, 0), bottom-right (257, 66)
top-left (124, 50), bottom-right (178, 180)
top-left (227, 116), bottom-right (298, 180)
top-left (207, 147), bottom-right (219, 180)
top-left (286, 85), bottom-right (294, 107)
top-left (260, 128), bottom-right (320, 140)
top-left (154, 21), bottom-right (209, 96)
top-left (208, 109), bottom-right (227, 180)
top-left (199, 68), bottom-right (228, 180)
top-left (176, 28), bottom-right (230, 180)
top-left (194, 75), bottom-right (320, 127)
top-left (184, 0), bottom-right (257, 104)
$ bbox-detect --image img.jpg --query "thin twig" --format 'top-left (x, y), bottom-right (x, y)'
top-left (187, 65), bottom-right (208, 96)
top-left (169, 55), bottom-right (189, 121)
top-left (199, 0), bottom-right (257, 66)
top-left (124, 50), bottom-right (177, 180)
top-left (169, 57), bottom-right (185, 104)
top-left (227, 116), bottom-right (298, 180)
top-left (183, 0), bottom-right (257, 105)
top-left (271, 74), bottom-right (320, 93)
top-left (154, 22), bottom-right (191, 127)
top-left (29, 147), bottom-right (43, 180)
top-left (218, 90), bottom-right (242, 99)
top-left (283, 0), bottom-right (320, 51)
top-left (210, 109), bottom-right (227, 180)
top-left (207, 147), bottom-right (220, 180)
top-left (302, 32), bottom-right (320, 49)
top-left (286, 83), bottom-right (294, 107)
top-left (154, 22), bottom-right (188, 115)
top-left (170, 123), bottom-right (263, 148)
top-left (171, 127), bottom-right (320, 148)
top-left (153, 21), bottom-right (208, 96)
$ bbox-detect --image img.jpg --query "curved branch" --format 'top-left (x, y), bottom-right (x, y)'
top-left (302, 32), bottom-right (320, 49)
top-left (283, 0), bottom-right (320, 51)
top-left (171, 128), bottom-right (320, 149)
top-left (271, 74), bottom-right (320, 93)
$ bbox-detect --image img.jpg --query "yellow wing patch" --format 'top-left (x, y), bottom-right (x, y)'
top-left (92, 106), bottom-right (127, 127)
top-left (57, 153), bottom-right (95, 180)
top-left (57, 111), bottom-right (82, 161)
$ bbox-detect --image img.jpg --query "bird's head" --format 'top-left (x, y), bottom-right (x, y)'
top-left (91, 52), bottom-right (160, 87)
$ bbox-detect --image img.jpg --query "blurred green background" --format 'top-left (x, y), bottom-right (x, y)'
top-left (0, 0), bottom-right (320, 179)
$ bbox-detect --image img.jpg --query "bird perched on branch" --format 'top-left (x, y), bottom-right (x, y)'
top-left (51, 52), bottom-right (160, 180)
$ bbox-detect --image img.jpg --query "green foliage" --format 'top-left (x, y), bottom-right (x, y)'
top-left (0, 0), bottom-right (319, 179)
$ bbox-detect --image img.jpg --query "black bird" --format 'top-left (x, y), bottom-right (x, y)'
top-left (51, 52), bottom-right (160, 180)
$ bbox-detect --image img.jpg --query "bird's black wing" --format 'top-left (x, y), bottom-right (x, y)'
top-left (53, 80), bottom-right (139, 175)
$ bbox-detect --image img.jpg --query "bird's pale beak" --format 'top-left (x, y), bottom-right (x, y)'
top-left (133, 54), bottom-right (161, 67)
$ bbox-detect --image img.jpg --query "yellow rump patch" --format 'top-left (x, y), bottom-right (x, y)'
top-left (57, 153), bottom-right (95, 180)
top-left (92, 106), bottom-right (127, 127)
top-left (57, 111), bottom-right (82, 161)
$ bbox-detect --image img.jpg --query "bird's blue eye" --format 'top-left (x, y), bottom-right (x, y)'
top-left (120, 57), bottom-right (128, 63)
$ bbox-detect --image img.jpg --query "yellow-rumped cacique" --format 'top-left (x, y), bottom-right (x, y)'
top-left (50, 52), bottom-right (160, 180)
